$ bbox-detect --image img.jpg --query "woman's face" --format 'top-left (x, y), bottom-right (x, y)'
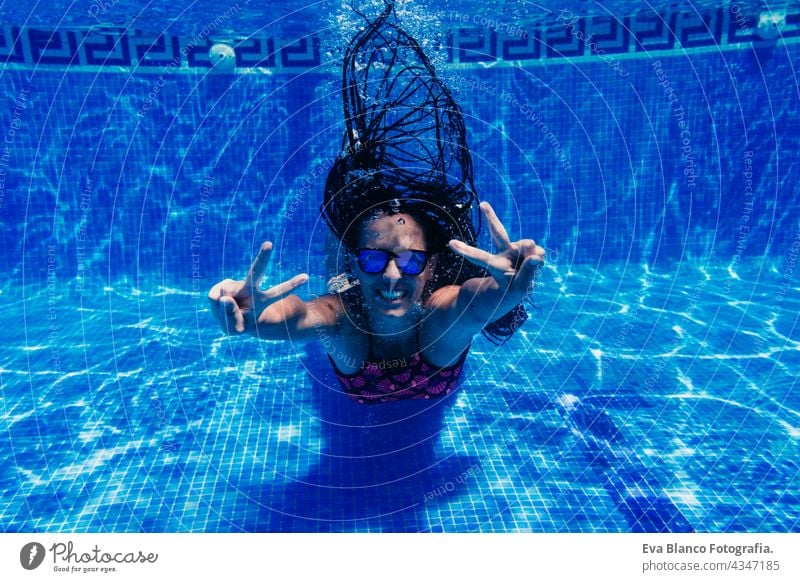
top-left (354, 211), bottom-right (436, 320)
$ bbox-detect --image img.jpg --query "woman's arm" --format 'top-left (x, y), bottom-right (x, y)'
top-left (253, 293), bottom-right (343, 342)
top-left (444, 272), bottom-right (536, 329)
top-left (422, 202), bottom-right (545, 363)
top-left (208, 241), bottom-right (342, 342)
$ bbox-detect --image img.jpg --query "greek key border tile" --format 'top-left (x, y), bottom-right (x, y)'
top-left (1, 7), bottom-right (798, 74)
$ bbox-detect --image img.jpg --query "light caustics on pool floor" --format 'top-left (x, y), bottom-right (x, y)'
top-left (0, 262), bottom-right (798, 532)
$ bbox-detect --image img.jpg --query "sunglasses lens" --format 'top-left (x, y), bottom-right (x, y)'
top-left (357, 249), bottom-right (428, 275)
top-left (357, 250), bottom-right (388, 273)
top-left (396, 251), bottom-right (427, 275)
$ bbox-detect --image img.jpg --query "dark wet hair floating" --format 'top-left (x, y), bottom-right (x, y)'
top-left (321, 2), bottom-right (528, 344)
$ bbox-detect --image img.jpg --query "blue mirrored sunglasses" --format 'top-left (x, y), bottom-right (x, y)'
top-left (356, 249), bottom-right (430, 276)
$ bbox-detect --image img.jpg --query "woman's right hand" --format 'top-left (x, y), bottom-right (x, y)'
top-left (207, 241), bottom-right (309, 335)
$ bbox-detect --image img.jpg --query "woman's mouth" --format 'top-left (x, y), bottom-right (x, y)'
top-left (376, 288), bottom-right (409, 303)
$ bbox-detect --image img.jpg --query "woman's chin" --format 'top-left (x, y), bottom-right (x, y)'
top-left (374, 303), bottom-right (410, 318)
top-left (366, 289), bottom-right (413, 316)
top-left (364, 296), bottom-right (413, 321)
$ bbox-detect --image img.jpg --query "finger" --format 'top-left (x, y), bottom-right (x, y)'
top-left (515, 240), bottom-right (546, 261)
top-left (208, 286), bottom-right (224, 325)
top-left (207, 278), bottom-right (237, 302)
top-left (219, 296), bottom-right (245, 334)
top-left (208, 280), bottom-right (238, 326)
top-left (480, 201), bottom-right (512, 252)
top-left (522, 253), bottom-right (545, 270)
top-left (513, 255), bottom-right (544, 288)
top-left (527, 243), bottom-right (546, 264)
top-left (449, 239), bottom-right (495, 270)
top-left (244, 241), bottom-right (273, 288)
top-left (262, 273), bottom-right (310, 301)
top-left (516, 239), bottom-right (537, 255)
top-left (208, 281), bottom-right (223, 303)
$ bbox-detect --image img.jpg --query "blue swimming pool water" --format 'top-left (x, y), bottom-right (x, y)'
top-left (1, 1), bottom-right (799, 532)
top-left (2, 261), bottom-right (798, 532)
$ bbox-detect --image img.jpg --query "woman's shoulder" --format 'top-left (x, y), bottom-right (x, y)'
top-left (307, 290), bottom-right (365, 335)
top-left (316, 291), bottom-right (369, 369)
top-left (424, 284), bottom-right (461, 310)
top-left (420, 285), bottom-right (477, 366)
top-left (307, 292), bottom-right (345, 312)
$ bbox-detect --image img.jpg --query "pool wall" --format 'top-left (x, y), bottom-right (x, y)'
top-left (1, 8), bottom-right (799, 291)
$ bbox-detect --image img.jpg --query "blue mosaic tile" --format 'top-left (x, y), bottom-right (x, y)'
top-left (1, 3), bottom-right (799, 533)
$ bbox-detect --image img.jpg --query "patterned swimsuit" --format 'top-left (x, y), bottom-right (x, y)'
top-left (328, 333), bottom-right (468, 404)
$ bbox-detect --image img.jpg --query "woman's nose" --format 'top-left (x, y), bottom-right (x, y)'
top-left (382, 257), bottom-right (403, 279)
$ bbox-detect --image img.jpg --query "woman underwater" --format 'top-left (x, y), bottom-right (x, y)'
top-left (208, 5), bottom-right (545, 403)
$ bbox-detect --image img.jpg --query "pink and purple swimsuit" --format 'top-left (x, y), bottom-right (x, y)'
top-left (328, 339), bottom-right (468, 404)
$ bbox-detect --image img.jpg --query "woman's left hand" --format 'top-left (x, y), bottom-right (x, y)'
top-left (448, 201), bottom-right (546, 297)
